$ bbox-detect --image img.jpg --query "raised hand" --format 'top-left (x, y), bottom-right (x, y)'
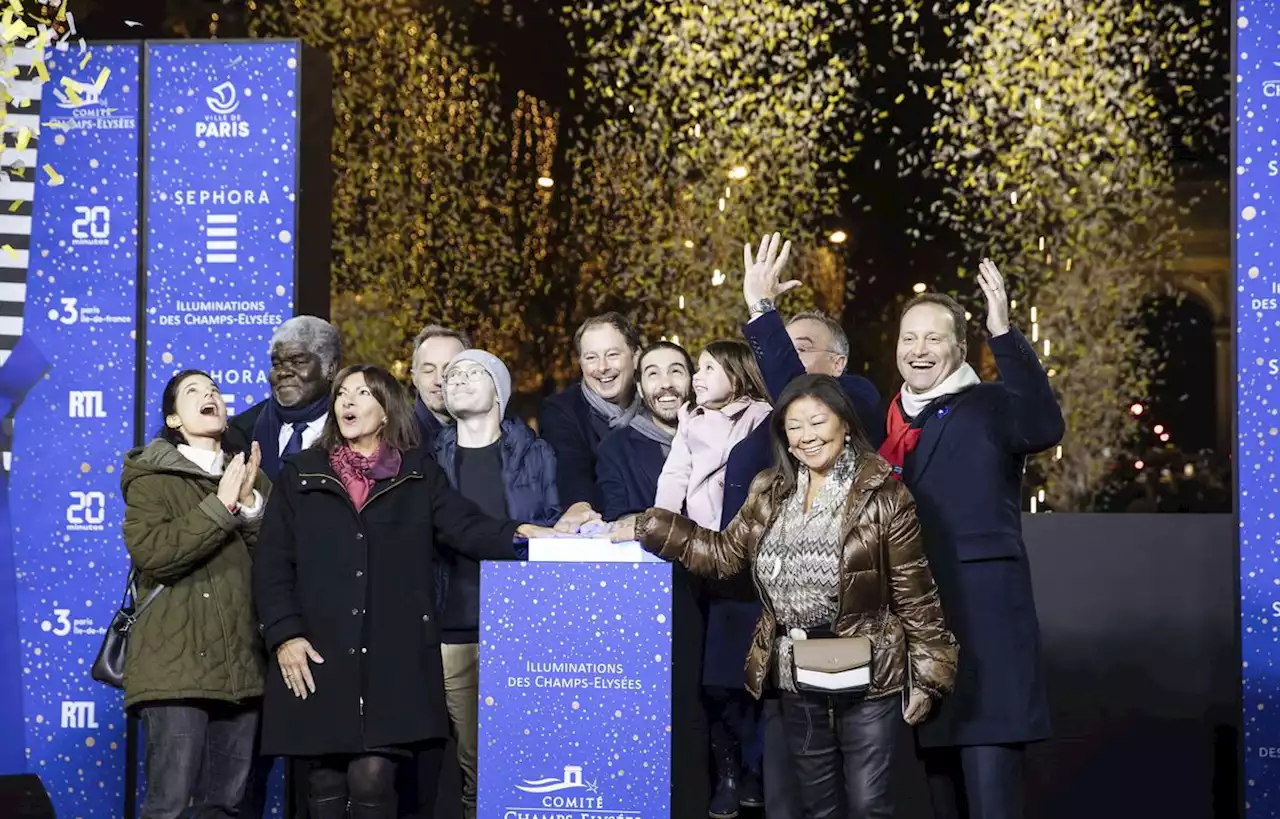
top-left (977, 258), bottom-right (1010, 337)
top-left (239, 442), bottom-right (261, 504)
top-left (216, 454), bottom-right (246, 509)
top-left (742, 232), bottom-right (799, 309)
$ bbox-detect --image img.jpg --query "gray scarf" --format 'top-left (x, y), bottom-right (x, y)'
top-left (628, 410), bottom-right (676, 458)
top-left (581, 381), bottom-right (641, 430)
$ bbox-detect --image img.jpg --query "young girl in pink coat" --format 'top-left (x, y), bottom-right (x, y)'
top-left (654, 339), bottom-right (771, 530)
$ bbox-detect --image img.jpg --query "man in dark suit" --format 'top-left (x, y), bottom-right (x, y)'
top-left (595, 340), bottom-right (693, 520)
top-left (409, 324), bottom-right (471, 453)
top-left (537, 312), bottom-right (642, 509)
top-left (720, 233), bottom-right (885, 819)
top-left (883, 259), bottom-right (1064, 819)
top-left (229, 316), bottom-right (339, 482)
top-left (230, 315), bottom-right (339, 818)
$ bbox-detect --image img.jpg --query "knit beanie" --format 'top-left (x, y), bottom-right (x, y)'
top-left (447, 349), bottom-right (512, 417)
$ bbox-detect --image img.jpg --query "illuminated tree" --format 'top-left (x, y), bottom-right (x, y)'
top-left (249, 1), bottom-right (561, 390)
top-left (559, 0), bottom-right (863, 355)
top-left (925, 0), bottom-right (1221, 509)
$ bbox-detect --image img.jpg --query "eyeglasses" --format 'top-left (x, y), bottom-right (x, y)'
top-left (444, 368), bottom-right (489, 386)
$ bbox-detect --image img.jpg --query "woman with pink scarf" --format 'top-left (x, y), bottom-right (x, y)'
top-left (253, 365), bottom-right (576, 819)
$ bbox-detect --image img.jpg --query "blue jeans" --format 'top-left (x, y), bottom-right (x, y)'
top-left (779, 692), bottom-right (898, 819)
top-left (139, 700), bottom-right (258, 819)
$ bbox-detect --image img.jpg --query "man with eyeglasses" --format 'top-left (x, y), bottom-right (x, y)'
top-left (719, 233), bottom-right (886, 819)
top-left (431, 349), bottom-right (597, 819)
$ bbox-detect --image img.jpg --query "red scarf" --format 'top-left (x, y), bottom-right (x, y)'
top-left (878, 395), bottom-right (922, 480)
top-left (330, 443), bottom-right (403, 510)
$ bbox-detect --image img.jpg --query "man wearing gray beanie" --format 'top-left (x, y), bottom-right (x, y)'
top-left (430, 349), bottom-right (598, 819)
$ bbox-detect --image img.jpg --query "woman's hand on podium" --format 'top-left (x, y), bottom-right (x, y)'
top-left (516, 523), bottom-right (560, 540)
top-left (554, 501), bottom-right (602, 533)
top-left (609, 516), bottom-right (638, 543)
top-left (277, 637), bottom-right (324, 700)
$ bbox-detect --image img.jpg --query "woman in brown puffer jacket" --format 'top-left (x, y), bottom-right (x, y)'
top-left (612, 374), bottom-right (958, 819)
top-left (121, 369), bottom-right (270, 819)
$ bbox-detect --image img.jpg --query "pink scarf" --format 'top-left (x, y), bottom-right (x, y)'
top-left (330, 443), bottom-right (403, 510)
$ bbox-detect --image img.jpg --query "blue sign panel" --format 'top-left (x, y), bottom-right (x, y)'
top-left (479, 562), bottom-right (672, 819)
top-left (9, 44), bottom-right (141, 818)
top-left (144, 42), bottom-right (298, 422)
top-left (1237, 2), bottom-right (1280, 814)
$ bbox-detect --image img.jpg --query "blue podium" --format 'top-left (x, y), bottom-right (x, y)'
top-left (478, 558), bottom-right (674, 819)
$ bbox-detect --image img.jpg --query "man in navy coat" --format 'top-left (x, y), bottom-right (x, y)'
top-left (720, 234), bottom-right (885, 819)
top-left (883, 259), bottom-right (1064, 819)
top-left (537, 312), bottom-right (643, 510)
top-left (595, 340), bottom-right (693, 520)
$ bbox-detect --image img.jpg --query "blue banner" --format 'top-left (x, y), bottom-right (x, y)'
top-left (1237, 1), bottom-right (1280, 814)
top-left (479, 562), bottom-right (672, 819)
top-left (143, 42), bottom-right (299, 422)
top-left (9, 44), bottom-right (141, 817)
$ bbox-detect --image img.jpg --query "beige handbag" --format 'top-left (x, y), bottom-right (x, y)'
top-left (791, 635), bottom-right (873, 694)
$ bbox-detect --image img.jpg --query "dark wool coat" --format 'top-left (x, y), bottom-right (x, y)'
top-left (905, 328), bottom-right (1064, 748)
top-left (252, 446), bottom-right (520, 756)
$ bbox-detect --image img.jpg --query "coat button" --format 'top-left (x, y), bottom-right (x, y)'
top-left (422, 614), bottom-right (430, 622)
top-left (349, 648), bottom-right (355, 655)
top-left (356, 570), bottom-right (363, 578)
top-left (301, 480), bottom-right (308, 486)
top-left (352, 608), bottom-right (359, 615)
top-left (356, 533), bottom-right (364, 540)
top-left (199, 651), bottom-right (206, 657)
top-left (361, 647), bottom-right (367, 654)
top-left (203, 592), bottom-right (210, 599)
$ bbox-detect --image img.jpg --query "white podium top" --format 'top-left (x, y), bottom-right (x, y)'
top-left (527, 537), bottom-right (665, 563)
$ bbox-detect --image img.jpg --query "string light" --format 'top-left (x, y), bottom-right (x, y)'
top-left (537, 176), bottom-right (554, 188)
top-left (728, 166), bottom-right (749, 180)
top-left (912, 282), bottom-right (927, 294)
top-left (828, 230), bottom-right (848, 244)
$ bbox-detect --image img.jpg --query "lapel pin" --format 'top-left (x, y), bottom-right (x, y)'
top-left (937, 406), bottom-right (951, 418)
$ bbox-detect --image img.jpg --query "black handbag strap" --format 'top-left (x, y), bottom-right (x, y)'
top-left (123, 566), bottom-right (165, 615)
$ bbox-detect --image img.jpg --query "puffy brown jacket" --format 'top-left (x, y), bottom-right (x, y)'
top-left (638, 455), bottom-right (958, 701)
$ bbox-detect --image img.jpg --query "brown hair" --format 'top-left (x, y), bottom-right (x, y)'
top-left (702, 339), bottom-right (769, 405)
top-left (900, 293), bottom-right (967, 351)
top-left (320, 364), bottom-right (421, 453)
top-left (573, 312), bottom-right (642, 356)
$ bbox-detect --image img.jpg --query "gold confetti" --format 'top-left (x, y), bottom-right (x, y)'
top-left (42, 163), bottom-right (62, 186)
top-left (33, 60), bottom-right (47, 82)
top-left (91, 66), bottom-right (109, 93)
top-left (15, 125), bottom-right (29, 151)
top-left (7, 200), bottom-right (21, 213)
top-left (2, 244), bottom-right (16, 259)
top-left (78, 51), bottom-right (90, 70)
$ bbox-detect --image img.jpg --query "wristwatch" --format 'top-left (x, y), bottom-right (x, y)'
top-left (748, 297), bottom-right (777, 318)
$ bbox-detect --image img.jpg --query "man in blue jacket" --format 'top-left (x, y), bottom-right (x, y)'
top-left (885, 260), bottom-right (1063, 819)
top-left (538, 313), bottom-right (643, 509)
top-left (595, 340), bottom-right (693, 520)
top-left (433, 349), bottom-right (568, 819)
top-left (721, 233), bottom-right (886, 819)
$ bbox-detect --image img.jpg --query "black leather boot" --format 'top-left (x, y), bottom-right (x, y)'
top-left (349, 798), bottom-right (397, 819)
top-left (306, 794), bottom-right (348, 819)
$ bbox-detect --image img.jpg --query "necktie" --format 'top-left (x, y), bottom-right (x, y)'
top-left (282, 421), bottom-right (309, 459)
